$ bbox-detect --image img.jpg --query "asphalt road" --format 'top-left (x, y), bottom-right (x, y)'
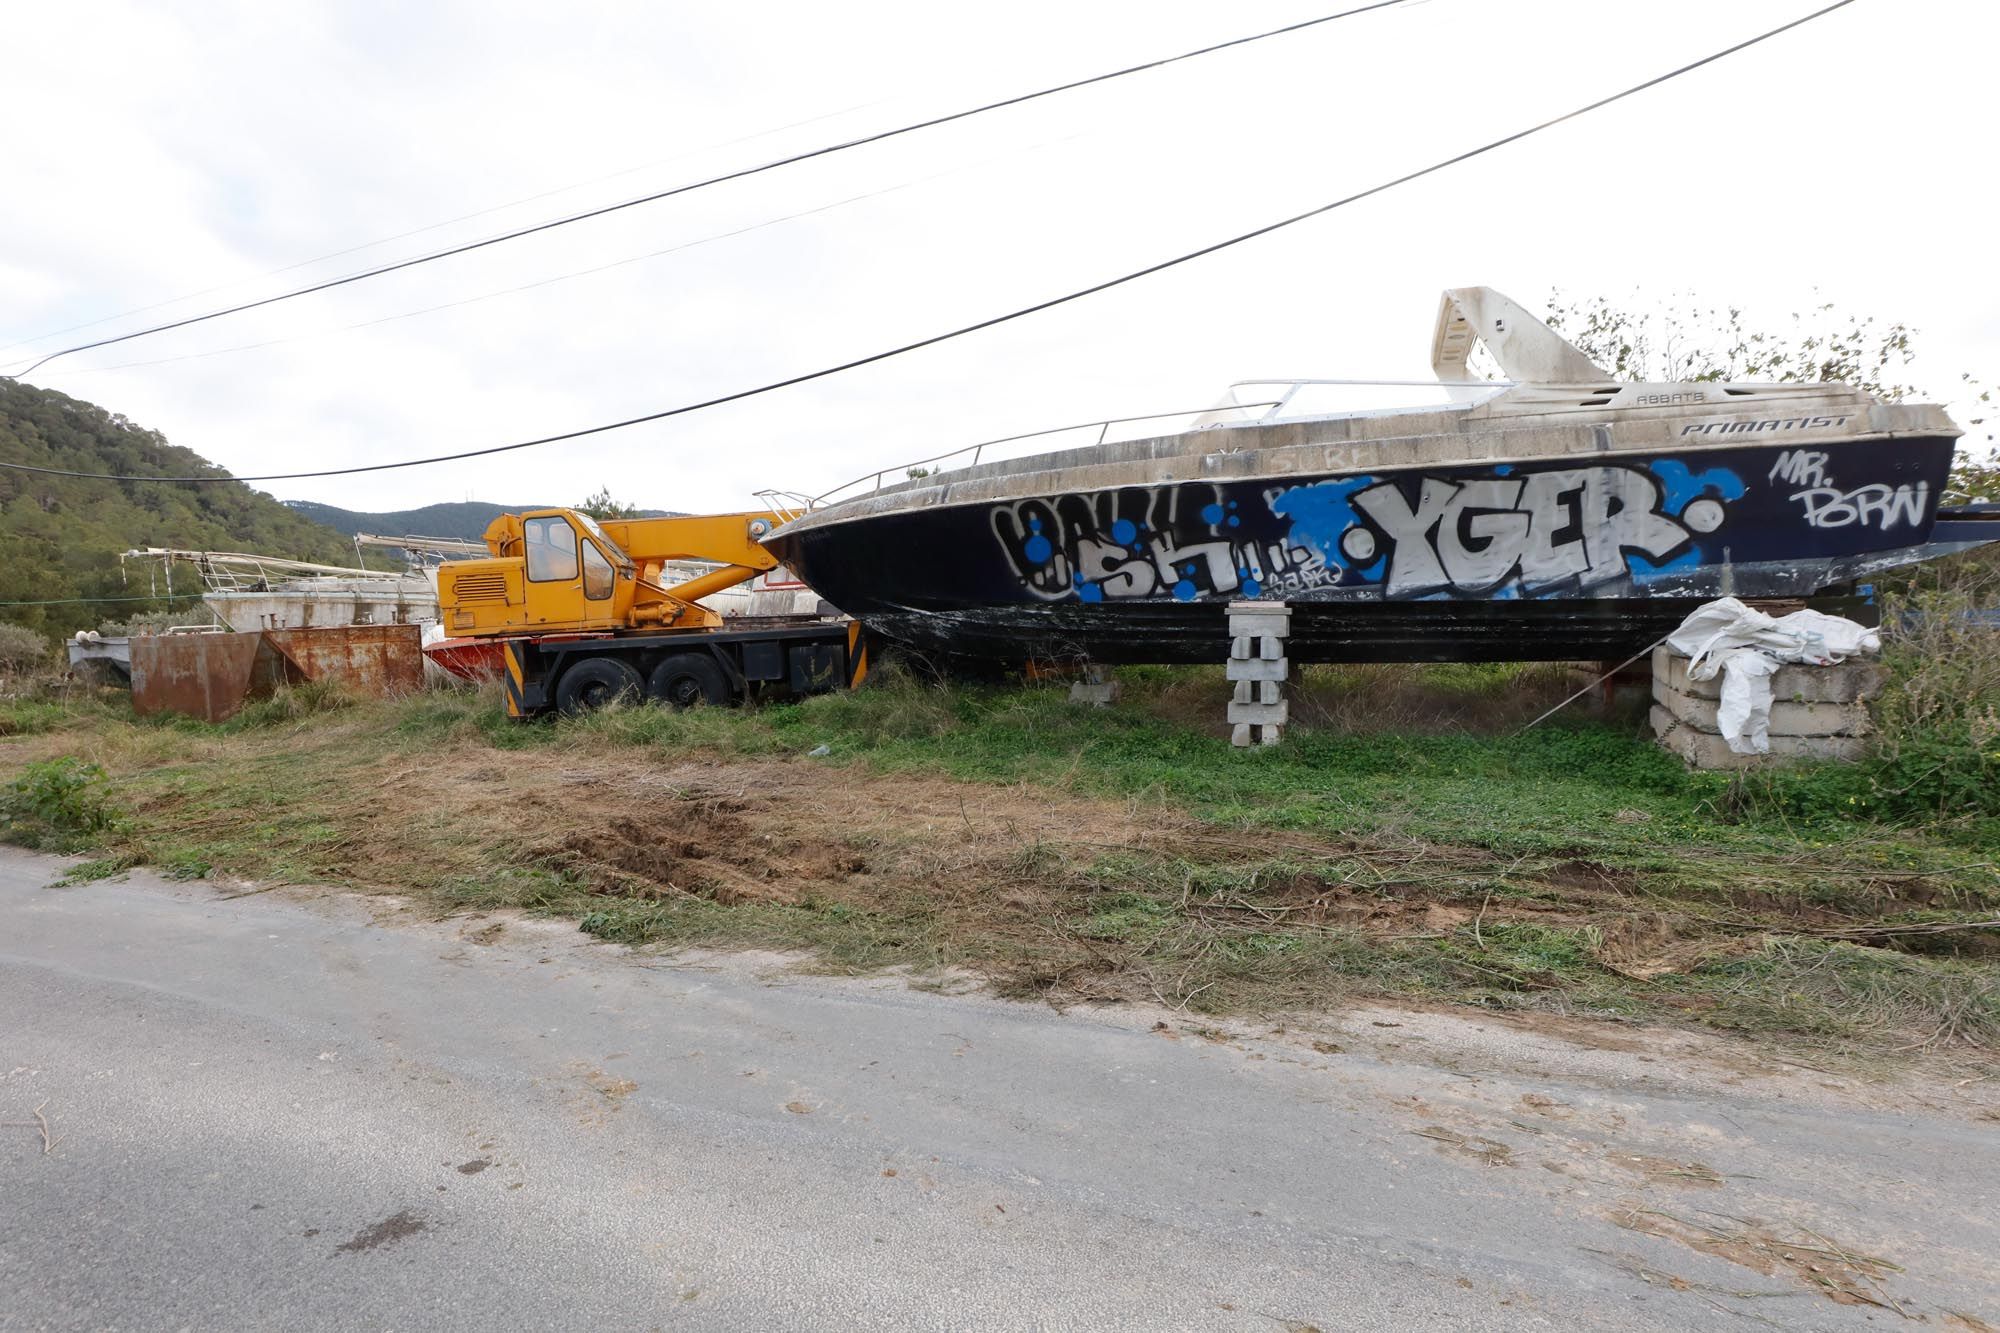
top-left (2, 848), bottom-right (1994, 1331)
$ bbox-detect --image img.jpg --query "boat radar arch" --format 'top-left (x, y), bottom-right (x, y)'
top-left (1430, 287), bottom-right (1608, 401)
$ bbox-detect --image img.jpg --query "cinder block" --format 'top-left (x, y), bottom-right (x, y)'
top-left (1651, 646), bottom-right (1886, 704)
top-left (1069, 680), bottom-right (1121, 707)
top-left (1231, 679), bottom-right (1283, 706)
top-left (1225, 657), bottom-right (1287, 683)
top-left (1231, 722), bottom-right (1284, 747)
top-left (1651, 678), bottom-right (1870, 738)
top-left (1227, 601), bottom-right (1291, 637)
top-left (1227, 699), bottom-right (1290, 725)
top-left (1650, 705), bottom-right (1869, 769)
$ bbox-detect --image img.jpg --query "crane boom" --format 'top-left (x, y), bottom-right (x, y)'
top-left (439, 507), bottom-right (784, 637)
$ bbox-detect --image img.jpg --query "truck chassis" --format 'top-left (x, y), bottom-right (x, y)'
top-left (499, 619), bottom-right (869, 718)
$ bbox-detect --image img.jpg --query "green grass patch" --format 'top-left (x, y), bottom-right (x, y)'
top-left (2, 664), bottom-right (1995, 1065)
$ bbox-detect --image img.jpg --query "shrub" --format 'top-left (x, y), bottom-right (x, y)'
top-left (1859, 553), bottom-right (2000, 821)
top-left (0, 623), bottom-right (52, 676)
top-left (1, 756), bottom-right (120, 849)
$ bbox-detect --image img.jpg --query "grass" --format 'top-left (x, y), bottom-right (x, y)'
top-left (1, 662), bottom-right (1996, 1066)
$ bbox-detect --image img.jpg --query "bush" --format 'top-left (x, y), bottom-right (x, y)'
top-left (0, 624), bottom-right (52, 676)
top-left (1858, 554), bottom-right (2000, 821)
top-left (0, 756), bottom-right (120, 850)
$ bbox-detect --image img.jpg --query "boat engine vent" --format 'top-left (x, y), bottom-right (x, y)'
top-left (451, 573), bottom-right (509, 603)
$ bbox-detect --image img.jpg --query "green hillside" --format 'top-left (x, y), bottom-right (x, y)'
top-left (287, 499), bottom-right (679, 539)
top-left (284, 499), bottom-right (524, 542)
top-left (0, 379), bottom-right (356, 637)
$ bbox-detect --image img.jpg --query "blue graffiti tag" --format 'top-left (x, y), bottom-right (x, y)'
top-left (1649, 460), bottom-right (1747, 509)
top-left (1270, 477), bottom-right (1378, 575)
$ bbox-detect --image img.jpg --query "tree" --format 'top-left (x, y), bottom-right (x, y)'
top-left (576, 487), bottom-right (640, 520)
top-left (1544, 291), bottom-right (1995, 504)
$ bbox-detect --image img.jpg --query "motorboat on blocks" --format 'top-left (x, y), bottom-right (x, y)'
top-left (764, 287), bottom-right (1984, 666)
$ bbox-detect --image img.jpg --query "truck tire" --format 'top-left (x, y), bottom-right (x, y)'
top-left (553, 657), bottom-right (643, 715)
top-left (648, 652), bottom-right (731, 708)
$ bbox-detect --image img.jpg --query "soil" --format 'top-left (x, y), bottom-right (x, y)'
top-left (238, 740), bottom-right (1967, 1014)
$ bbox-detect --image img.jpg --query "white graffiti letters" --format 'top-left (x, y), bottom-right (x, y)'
top-left (1350, 478), bottom-right (1456, 593)
top-left (1353, 467), bottom-right (1690, 596)
top-left (1076, 539), bottom-right (1155, 597)
top-left (1437, 479), bottom-right (1529, 587)
top-left (1791, 482), bottom-right (1927, 531)
top-left (1514, 471), bottom-right (1593, 584)
top-left (1769, 449), bottom-right (1829, 487)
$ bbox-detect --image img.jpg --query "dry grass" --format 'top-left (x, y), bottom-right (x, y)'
top-left (3, 679), bottom-right (1996, 1065)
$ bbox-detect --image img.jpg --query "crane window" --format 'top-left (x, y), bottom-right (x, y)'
top-left (581, 538), bottom-right (613, 600)
top-left (524, 516), bottom-right (579, 582)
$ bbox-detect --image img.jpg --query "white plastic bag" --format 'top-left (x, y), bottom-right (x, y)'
top-left (1665, 598), bottom-right (1880, 755)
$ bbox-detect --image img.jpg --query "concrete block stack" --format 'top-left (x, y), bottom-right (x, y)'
top-left (1227, 601), bottom-right (1290, 747)
top-left (1068, 663), bottom-right (1121, 708)
top-left (1650, 645), bottom-right (1885, 770)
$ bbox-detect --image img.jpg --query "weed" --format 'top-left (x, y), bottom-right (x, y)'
top-left (156, 848), bottom-right (213, 881)
top-left (2, 669), bottom-right (1996, 1062)
top-left (0, 699), bottom-right (76, 737)
top-left (1689, 938), bottom-right (2000, 1052)
top-left (1, 756), bottom-right (119, 850)
top-left (53, 852), bottom-right (142, 886)
top-left (229, 680), bottom-right (358, 728)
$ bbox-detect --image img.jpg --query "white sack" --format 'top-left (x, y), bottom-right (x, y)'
top-left (1664, 597), bottom-right (1880, 755)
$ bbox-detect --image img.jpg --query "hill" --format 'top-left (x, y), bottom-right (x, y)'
top-left (284, 499), bottom-right (524, 542)
top-left (0, 380), bottom-right (357, 636)
top-left (287, 499), bottom-right (681, 540)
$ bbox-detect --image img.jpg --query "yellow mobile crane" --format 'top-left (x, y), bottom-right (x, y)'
top-left (433, 507), bottom-right (865, 717)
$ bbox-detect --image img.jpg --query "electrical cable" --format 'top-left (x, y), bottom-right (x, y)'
top-left (5, 0), bottom-right (1410, 377)
top-left (0, 99), bottom-right (888, 358)
top-left (0, 0), bottom-right (1859, 486)
top-left (0, 593), bottom-right (208, 607)
top-left (39, 135), bottom-right (1081, 378)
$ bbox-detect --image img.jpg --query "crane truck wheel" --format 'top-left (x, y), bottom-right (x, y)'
top-left (648, 653), bottom-right (731, 709)
top-left (553, 658), bottom-right (644, 715)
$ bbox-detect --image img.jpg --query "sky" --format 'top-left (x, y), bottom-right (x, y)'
top-left (1, 0), bottom-right (1992, 517)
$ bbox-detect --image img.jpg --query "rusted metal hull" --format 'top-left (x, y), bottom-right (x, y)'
top-left (130, 626), bottom-right (422, 721)
top-left (423, 636), bottom-right (508, 681)
top-left (264, 626), bottom-right (423, 696)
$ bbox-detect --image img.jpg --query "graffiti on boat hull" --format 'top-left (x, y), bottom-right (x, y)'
top-left (991, 457), bottom-right (1752, 604)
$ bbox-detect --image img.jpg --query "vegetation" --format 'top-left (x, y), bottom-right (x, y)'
top-left (0, 624), bottom-right (52, 675)
top-left (283, 498), bottom-right (529, 541)
top-left (0, 379), bottom-right (356, 638)
top-left (1, 638), bottom-right (1993, 1063)
top-left (1543, 290), bottom-right (1997, 497)
top-left (1, 755), bottom-right (119, 851)
top-left (576, 487), bottom-right (642, 520)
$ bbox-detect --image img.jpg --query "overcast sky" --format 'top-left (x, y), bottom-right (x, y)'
top-left (2, 0), bottom-right (1991, 517)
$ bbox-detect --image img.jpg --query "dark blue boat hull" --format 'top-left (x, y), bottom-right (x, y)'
top-left (768, 436), bottom-right (1958, 665)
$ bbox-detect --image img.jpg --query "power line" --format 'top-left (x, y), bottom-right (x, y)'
top-left (0, 99), bottom-right (887, 358)
top-left (37, 136), bottom-right (1080, 378)
top-left (5, 1), bottom-right (1411, 378)
top-left (0, 592), bottom-right (207, 607)
top-left (0, 0), bottom-right (1860, 487)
